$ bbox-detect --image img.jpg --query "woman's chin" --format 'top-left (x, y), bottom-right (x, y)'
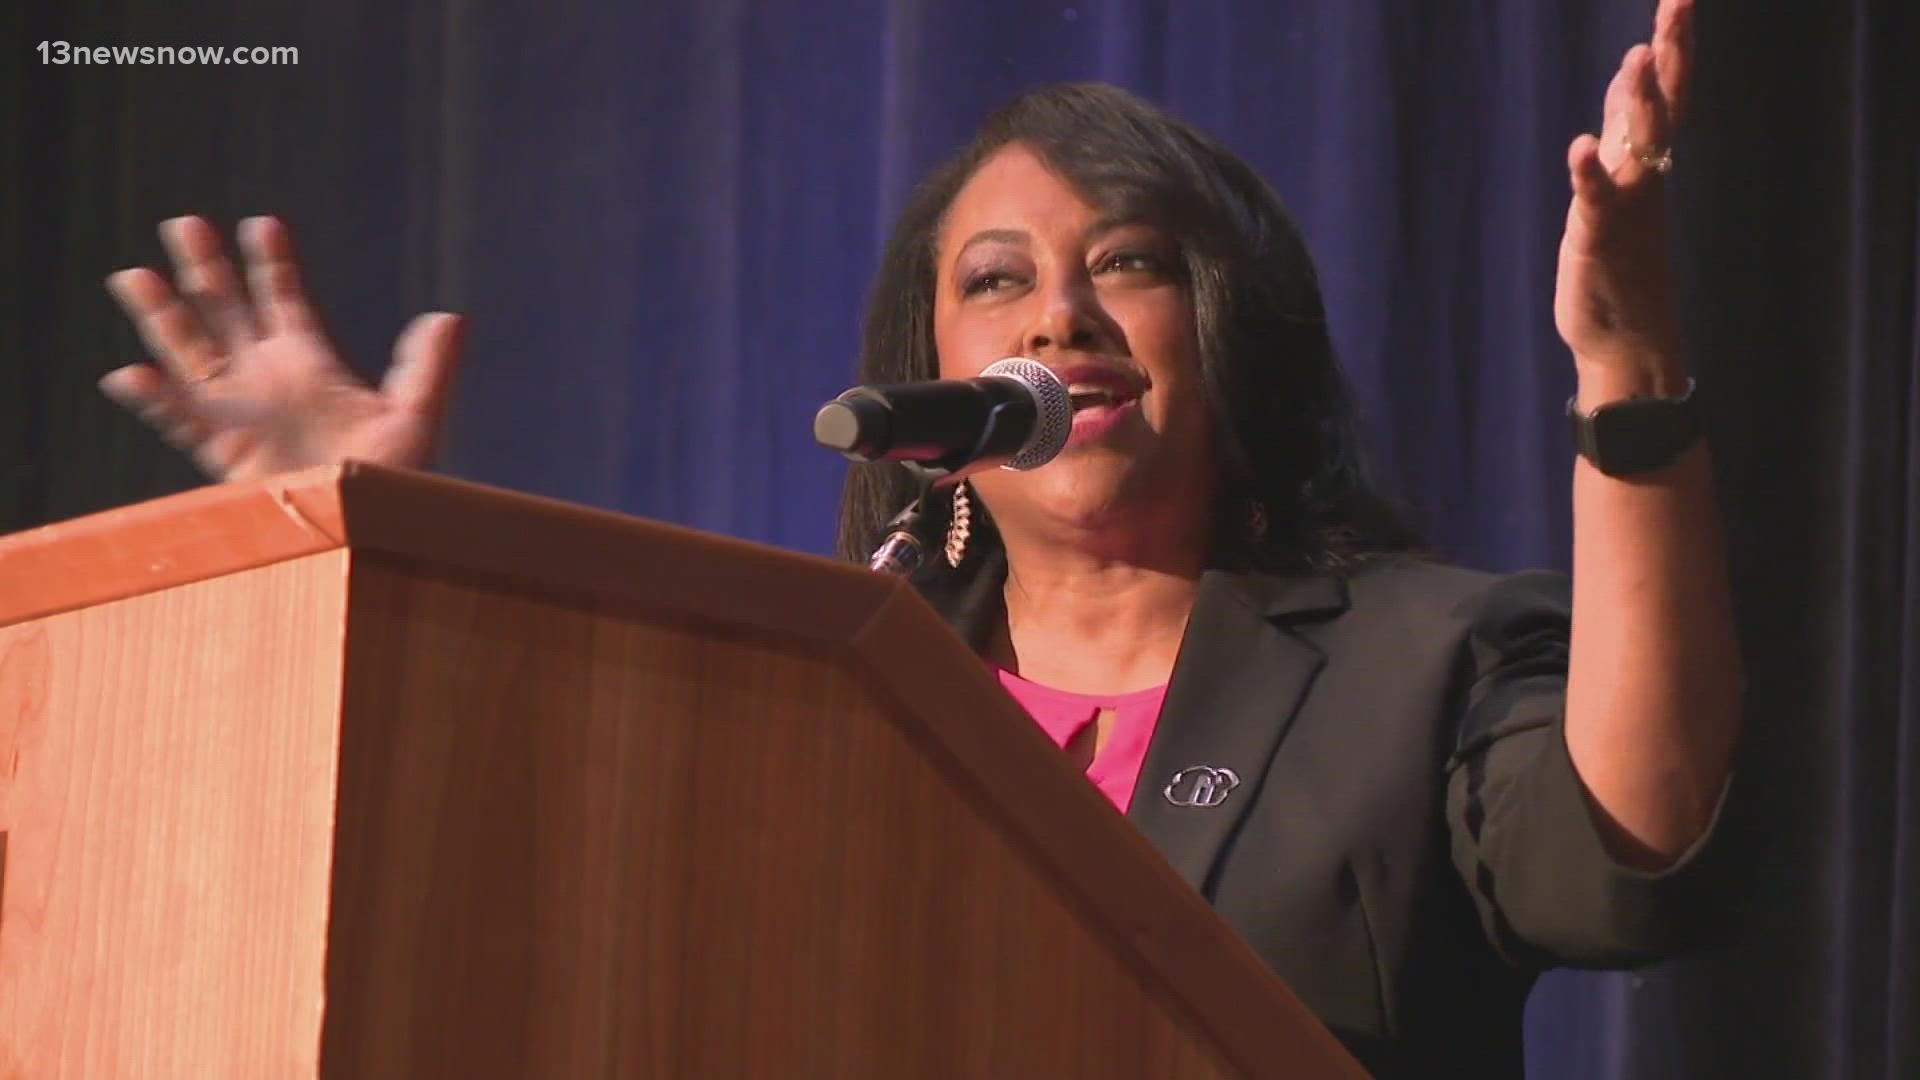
top-left (984, 456), bottom-right (1152, 526)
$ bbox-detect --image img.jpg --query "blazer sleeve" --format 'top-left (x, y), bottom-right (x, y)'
top-left (1441, 569), bottom-right (1730, 970)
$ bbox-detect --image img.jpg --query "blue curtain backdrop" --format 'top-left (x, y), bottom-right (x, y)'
top-left (429, 1), bottom-right (1638, 567)
top-left (8, 1), bottom-right (1918, 1075)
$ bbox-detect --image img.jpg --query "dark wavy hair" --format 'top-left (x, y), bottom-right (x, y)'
top-left (836, 82), bottom-right (1419, 584)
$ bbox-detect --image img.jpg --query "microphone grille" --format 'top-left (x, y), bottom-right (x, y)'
top-left (980, 357), bottom-right (1071, 470)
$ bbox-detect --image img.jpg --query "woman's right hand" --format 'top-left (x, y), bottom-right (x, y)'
top-left (100, 215), bottom-right (466, 481)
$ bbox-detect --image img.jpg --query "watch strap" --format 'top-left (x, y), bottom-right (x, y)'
top-left (1566, 377), bottom-right (1700, 476)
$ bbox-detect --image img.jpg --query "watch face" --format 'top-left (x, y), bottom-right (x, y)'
top-left (1591, 397), bottom-right (1695, 474)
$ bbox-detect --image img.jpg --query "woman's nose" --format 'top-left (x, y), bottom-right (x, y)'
top-left (1024, 281), bottom-right (1103, 355)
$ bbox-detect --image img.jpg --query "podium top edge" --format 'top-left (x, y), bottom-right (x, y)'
top-left (0, 462), bottom-right (896, 637)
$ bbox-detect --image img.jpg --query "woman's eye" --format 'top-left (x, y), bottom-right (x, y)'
top-left (962, 270), bottom-right (1019, 296)
top-left (1094, 250), bottom-right (1164, 275)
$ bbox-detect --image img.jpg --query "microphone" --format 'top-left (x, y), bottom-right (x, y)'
top-left (812, 357), bottom-right (1073, 474)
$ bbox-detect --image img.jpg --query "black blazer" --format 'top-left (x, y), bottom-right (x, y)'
top-left (929, 555), bottom-right (1723, 1078)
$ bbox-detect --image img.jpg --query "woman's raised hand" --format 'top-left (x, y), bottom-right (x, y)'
top-left (1553, 0), bottom-right (1695, 383)
top-left (100, 215), bottom-right (465, 481)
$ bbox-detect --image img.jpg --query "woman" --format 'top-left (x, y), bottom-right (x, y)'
top-left (98, 0), bottom-right (1738, 1073)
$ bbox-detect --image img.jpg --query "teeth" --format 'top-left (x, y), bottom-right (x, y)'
top-left (1067, 385), bottom-right (1119, 405)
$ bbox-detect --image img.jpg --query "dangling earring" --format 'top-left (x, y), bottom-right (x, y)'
top-left (945, 481), bottom-right (973, 568)
top-left (1245, 497), bottom-right (1270, 544)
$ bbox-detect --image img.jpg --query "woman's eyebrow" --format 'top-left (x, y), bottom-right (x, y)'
top-left (950, 218), bottom-right (1154, 265)
top-left (953, 228), bottom-right (1029, 261)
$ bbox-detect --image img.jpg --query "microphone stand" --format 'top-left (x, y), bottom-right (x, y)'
top-left (866, 464), bottom-right (948, 576)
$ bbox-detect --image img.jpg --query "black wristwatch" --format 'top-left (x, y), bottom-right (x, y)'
top-left (1566, 378), bottom-right (1700, 477)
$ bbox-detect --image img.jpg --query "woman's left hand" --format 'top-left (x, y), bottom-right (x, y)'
top-left (1553, 0), bottom-right (1695, 388)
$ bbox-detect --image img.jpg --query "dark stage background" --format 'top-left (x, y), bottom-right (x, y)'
top-left (5, 1), bottom-right (1916, 1075)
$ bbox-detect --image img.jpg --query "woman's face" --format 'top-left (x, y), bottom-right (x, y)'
top-left (932, 143), bottom-right (1216, 541)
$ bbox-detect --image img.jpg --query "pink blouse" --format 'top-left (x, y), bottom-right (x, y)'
top-left (993, 666), bottom-right (1169, 813)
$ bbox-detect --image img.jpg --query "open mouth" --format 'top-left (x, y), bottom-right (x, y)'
top-left (1061, 383), bottom-right (1145, 449)
top-left (1052, 361), bottom-right (1148, 449)
top-left (1057, 358), bottom-right (1148, 411)
top-left (1067, 385), bottom-right (1138, 411)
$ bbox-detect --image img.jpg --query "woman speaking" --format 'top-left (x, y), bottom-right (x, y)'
top-left (94, 0), bottom-right (1738, 1073)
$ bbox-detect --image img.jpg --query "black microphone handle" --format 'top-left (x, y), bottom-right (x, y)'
top-left (813, 377), bottom-right (1037, 465)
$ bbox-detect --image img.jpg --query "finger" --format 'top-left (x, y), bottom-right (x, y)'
top-left (99, 363), bottom-right (213, 449)
top-left (1597, 51), bottom-right (1642, 174)
top-left (105, 268), bottom-right (227, 384)
top-left (98, 361), bottom-right (175, 409)
top-left (1568, 134), bottom-right (1617, 212)
top-left (1620, 47), bottom-right (1666, 182)
top-left (102, 364), bottom-right (267, 479)
top-left (159, 216), bottom-right (258, 351)
top-left (237, 216), bottom-right (318, 335)
top-left (1653, 0), bottom-right (1694, 126)
top-left (382, 312), bottom-right (467, 418)
top-left (1613, 46), bottom-right (1667, 187)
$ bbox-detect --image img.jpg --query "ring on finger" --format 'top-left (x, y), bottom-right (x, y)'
top-left (1622, 135), bottom-right (1675, 174)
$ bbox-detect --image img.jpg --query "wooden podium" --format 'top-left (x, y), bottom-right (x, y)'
top-left (0, 464), bottom-right (1362, 1078)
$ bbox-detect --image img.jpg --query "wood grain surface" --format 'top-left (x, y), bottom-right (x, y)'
top-left (322, 555), bottom-right (1217, 1076)
top-left (0, 464), bottom-right (1364, 1077)
top-left (0, 553), bottom-right (348, 1077)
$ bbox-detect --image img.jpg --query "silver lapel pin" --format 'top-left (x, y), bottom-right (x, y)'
top-left (1163, 765), bottom-right (1241, 808)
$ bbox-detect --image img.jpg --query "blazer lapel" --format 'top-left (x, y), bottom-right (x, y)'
top-left (924, 557), bottom-right (1349, 895)
top-left (1125, 569), bottom-right (1349, 895)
